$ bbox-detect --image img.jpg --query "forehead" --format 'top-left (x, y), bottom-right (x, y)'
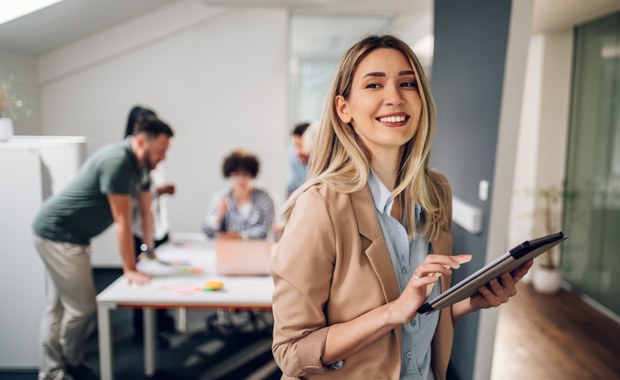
top-left (354, 48), bottom-right (413, 76)
top-left (148, 134), bottom-right (171, 150)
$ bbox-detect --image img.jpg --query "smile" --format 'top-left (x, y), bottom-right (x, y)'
top-left (377, 115), bottom-right (407, 123)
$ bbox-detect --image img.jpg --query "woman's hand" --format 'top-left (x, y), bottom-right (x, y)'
top-left (388, 254), bottom-right (472, 324)
top-left (217, 198), bottom-right (229, 222)
top-left (469, 259), bottom-right (534, 311)
top-left (217, 230), bottom-right (243, 240)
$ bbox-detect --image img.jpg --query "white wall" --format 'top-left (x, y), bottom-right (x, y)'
top-left (507, 35), bottom-right (544, 247)
top-left (36, 2), bottom-right (289, 265)
top-left (0, 50), bottom-right (41, 135)
top-left (390, 9), bottom-right (434, 76)
top-left (535, 31), bottom-right (572, 196)
top-left (507, 31), bottom-right (573, 247)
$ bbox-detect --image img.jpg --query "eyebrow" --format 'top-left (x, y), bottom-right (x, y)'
top-left (362, 70), bottom-right (416, 78)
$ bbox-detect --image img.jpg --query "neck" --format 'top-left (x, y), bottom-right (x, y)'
top-left (233, 186), bottom-right (252, 200)
top-left (370, 148), bottom-right (402, 191)
top-left (129, 137), bottom-right (143, 167)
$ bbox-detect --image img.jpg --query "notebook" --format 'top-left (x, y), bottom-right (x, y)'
top-left (215, 238), bottom-right (274, 276)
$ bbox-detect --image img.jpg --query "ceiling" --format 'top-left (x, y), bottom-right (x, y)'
top-left (0, 0), bottom-right (619, 57)
top-left (0, 0), bottom-right (427, 56)
top-left (0, 0), bottom-right (178, 55)
top-left (532, 0), bottom-right (620, 33)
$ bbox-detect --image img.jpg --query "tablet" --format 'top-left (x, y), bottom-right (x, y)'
top-left (417, 231), bottom-right (567, 315)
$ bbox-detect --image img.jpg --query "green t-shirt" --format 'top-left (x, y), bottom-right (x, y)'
top-left (33, 139), bottom-right (150, 245)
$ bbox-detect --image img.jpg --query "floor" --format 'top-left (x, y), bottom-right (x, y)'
top-left (0, 269), bottom-right (282, 380)
top-left (492, 282), bottom-right (620, 380)
top-left (2, 272), bottom-right (619, 379)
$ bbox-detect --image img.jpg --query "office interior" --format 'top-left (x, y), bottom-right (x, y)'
top-left (1, 0), bottom-right (619, 379)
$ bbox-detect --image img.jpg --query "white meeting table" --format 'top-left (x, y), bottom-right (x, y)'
top-left (96, 234), bottom-right (274, 380)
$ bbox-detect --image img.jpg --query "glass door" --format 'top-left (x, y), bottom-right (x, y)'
top-left (563, 11), bottom-right (620, 316)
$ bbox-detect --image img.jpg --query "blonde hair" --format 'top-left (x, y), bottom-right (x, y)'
top-left (283, 35), bottom-right (449, 241)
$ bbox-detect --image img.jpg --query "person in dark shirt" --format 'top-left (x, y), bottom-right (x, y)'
top-left (33, 118), bottom-right (173, 380)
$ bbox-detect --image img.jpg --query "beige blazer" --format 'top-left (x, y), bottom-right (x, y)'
top-left (272, 173), bottom-right (455, 379)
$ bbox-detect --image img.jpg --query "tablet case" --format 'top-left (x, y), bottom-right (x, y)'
top-left (417, 231), bottom-right (567, 314)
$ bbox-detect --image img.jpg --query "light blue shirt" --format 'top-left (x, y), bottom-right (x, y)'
top-left (367, 171), bottom-right (440, 380)
top-left (286, 144), bottom-right (308, 194)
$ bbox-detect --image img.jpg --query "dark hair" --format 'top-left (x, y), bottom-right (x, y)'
top-left (125, 106), bottom-right (157, 138)
top-left (222, 150), bottom-right (260, 178)
top-left (292, 122), bottom-right (310, 137)
top-left (134, 117), bottom-right (174, 138)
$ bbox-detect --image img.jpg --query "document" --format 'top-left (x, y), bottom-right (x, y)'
top-left (417, 231), bottom-right (567, 314)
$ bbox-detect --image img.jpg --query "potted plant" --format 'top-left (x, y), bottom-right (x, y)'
top-left (0, 73), bottom-right (33, 141)
top-left (529, 183), bottom-right (578, 294)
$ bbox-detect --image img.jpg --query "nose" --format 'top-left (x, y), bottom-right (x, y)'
top-left (384, 83), bottom-right (403, 106)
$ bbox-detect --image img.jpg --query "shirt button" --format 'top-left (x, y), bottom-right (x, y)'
top-left (406, 351), bottom-right (413, 359)
top-left (401, 267), bottom-right (408, 274)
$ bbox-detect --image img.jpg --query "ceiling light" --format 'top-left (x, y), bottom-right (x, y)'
top-left (0, 0), bottom-right (64, 26)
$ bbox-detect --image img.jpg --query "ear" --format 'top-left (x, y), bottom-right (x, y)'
top-left (335, 95), bottom-right (352, 123)
top-left (134, 133), bottom-right (149, 151)
top-left (134, 133), bottom-right (144, 146)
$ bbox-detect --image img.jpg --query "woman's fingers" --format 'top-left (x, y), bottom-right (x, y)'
top-left (453, 254), bottom-right (473, 265)
top-left (413, 263), bottom-right (453, 279)
top-left (512, 259), bottom-right (534, 281)
top-left (413, 254), bottom-right (472, 282)
top-left (423, 254), bottom-right (472, 268)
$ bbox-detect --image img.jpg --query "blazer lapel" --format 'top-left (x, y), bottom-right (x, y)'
top-left (350, 186), bottom-right (401, 303)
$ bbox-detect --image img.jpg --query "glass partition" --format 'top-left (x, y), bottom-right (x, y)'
top-left (563, 11), bottom-right (620, 316)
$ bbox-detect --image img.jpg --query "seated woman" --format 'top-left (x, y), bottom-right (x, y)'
top-left (202, 149), bottom-right (275, 240)
top-left (202, 149), bottom-right (275, 334)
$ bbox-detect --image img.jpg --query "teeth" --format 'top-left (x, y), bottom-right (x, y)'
top-left (379, 115), bottom-right (406, 123)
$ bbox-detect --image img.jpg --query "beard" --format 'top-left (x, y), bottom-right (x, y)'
top-left (141, 156), bottom-right (156, 170)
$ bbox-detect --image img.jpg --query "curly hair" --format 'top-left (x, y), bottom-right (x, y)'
top-left (222, 150), bottom-right (260, 178)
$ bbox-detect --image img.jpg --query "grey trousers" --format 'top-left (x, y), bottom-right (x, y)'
top-left (33, 234), bottom-right (96, 380)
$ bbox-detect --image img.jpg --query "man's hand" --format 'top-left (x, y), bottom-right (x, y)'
top-left (156, 183), bottom-right (176, 196)
top-left (125, 270), bottom-right (151, 285)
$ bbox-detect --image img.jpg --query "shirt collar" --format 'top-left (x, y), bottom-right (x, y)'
top-left (367, 170), bottom-right (423, 223)
top-left (368, 170), bottom-right (394, 215)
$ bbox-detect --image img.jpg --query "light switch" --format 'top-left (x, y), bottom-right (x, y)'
top-left (479, 180), bottom-right (489, 201)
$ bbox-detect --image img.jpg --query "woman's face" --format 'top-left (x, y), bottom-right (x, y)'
top-left (336, 48), bottom-right (422, 159)
top-left (230, 170), bottom-right (253, 191)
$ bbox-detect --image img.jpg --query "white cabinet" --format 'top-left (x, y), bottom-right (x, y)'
top-left (0, 136), bottom-right (86, 369)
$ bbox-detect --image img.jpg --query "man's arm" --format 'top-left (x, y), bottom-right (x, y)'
top-left (107, 193), bottom-right (150, 285)
top-left (137, 190), bottom-right (155, 252)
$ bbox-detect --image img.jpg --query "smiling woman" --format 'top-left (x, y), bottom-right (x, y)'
top-left (271, 35), bottom-right (533, 380)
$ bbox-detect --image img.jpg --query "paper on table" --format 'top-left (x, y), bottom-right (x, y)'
top-left (136, 258), bottom-right (203, 277)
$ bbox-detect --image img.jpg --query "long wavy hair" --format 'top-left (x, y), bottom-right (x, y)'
top-left (283, 35), bottom-right (449, 241)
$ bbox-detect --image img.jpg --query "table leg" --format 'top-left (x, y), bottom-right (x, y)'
top-left (143, 308), bottom-right (157, 376)
top-left (97, 303), bottom-right (114, 380)
top-left (177, 307), bottom-right (187, 333)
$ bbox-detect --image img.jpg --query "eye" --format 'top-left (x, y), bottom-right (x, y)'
top-left (365, 83), bottom-right (382, 89)
top-left (401, 81), bottom-right (418, 88)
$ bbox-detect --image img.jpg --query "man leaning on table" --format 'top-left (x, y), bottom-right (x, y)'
top-left (32, 117), bottom-right (174, 380)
